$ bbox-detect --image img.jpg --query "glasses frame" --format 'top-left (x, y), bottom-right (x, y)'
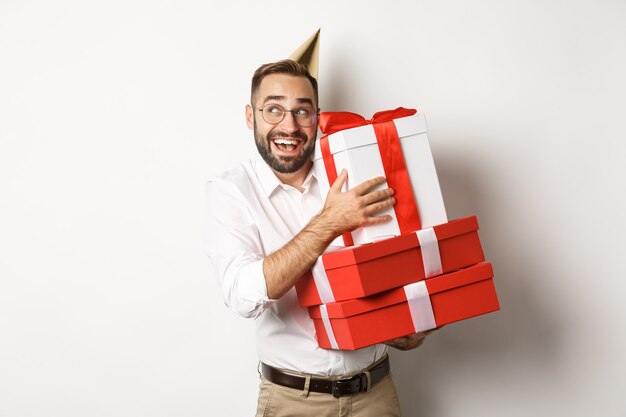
top-left (257, 103), bottom-right (320, 128)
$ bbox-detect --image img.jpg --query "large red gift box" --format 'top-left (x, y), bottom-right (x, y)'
top-left (295, 216), bottom-right (485, 307)
top-left (308, 262), bottom-right (499, 350)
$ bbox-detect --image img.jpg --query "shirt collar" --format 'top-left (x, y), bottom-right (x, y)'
top-left (254, 154), bottom-right (317, 197)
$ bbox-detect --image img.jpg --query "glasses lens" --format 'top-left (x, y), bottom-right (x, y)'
top-left (293, 106), bottom-right (316, 127)
top-left (261, 104), bottom-right (285, 124)
top-left (260, 104), bottom-right (318, 127)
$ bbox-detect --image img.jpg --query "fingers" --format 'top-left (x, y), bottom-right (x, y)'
top-left (323, 172), bottom-right (396, 232)
top-left (383, 334), bottom-right (424, 350)
top-left (329, 169), bottom-right (348, 193)
top-left (362, 199), bottom-right (395, 218)
top-left (361, 188), bottom-right (395, 205)
top-left (353, 179), bottom-right (395, 217)
top-left (331, 173), bottom-right (392, 201)
top-left (362, 214), bottom-right (393, 226)
top-left (351, 176), bottom-right (387, 196)
top-left (385, 332), bottom-right (429, 350)
top-left (355, 191), bottom-right (396, 227)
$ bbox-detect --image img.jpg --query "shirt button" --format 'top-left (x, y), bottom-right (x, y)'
top-left (335, 356), bottom-right (341, 363)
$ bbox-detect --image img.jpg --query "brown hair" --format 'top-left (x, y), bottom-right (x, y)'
top-left (250, 59), bottom-right (318, 106)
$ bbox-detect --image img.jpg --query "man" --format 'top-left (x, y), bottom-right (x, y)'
top-left (204, 59), bottom-right (429, 417)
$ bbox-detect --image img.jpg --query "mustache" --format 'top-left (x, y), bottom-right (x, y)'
top-left (268, 131), bottom-right (308, 142)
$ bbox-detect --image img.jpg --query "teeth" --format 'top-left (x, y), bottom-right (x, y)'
top-left (274, 139), bottom-right (298, 145)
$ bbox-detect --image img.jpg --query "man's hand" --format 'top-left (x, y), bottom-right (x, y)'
top-left (384, 331), bottom-right (432, 351)
top-left (317, 169), bottom-right (396, 237)
top-left (263, 170), bottom-right (395, 300)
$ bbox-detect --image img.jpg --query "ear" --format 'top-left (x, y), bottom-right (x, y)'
top-left (245, 104), bottom-right (254, 130)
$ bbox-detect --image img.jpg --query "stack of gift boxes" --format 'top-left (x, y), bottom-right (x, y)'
top-left (295, 108), bottom-right (500, 350)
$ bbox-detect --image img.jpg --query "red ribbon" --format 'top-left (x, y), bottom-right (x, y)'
top-left (319, 107), bottom-right (418, 136)
top-left (318, 107), bottom-right (421, 245)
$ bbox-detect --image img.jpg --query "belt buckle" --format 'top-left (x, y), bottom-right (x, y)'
top-left (331, 374), bottom-right (366, 398)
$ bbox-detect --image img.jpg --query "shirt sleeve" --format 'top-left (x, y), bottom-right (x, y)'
top-left (203, 178), bottom-right (274, 319)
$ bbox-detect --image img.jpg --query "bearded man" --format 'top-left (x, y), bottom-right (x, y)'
top-left (205, 60), bottom-right (429, 417)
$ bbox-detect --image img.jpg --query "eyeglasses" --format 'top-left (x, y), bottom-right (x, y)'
top-left (257, 103), bottom-right (319, 127)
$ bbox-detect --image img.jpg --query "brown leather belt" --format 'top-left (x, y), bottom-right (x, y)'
top-left (261, 356), bottom-right (390, 398)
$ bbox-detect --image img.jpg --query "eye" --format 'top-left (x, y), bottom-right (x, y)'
top-left (265, 104), bottom-right (284, 115)
top-left (294, 107), bottom-right (311, 117)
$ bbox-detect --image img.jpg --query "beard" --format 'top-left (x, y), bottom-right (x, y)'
top-left (253, 119), bottom-right (316, 174)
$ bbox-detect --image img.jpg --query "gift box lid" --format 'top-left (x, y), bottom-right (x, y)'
top-left (314, 113), bottom-right (428, 157)
top-left (320, 216), bottom-right (479, 270)
top-left (308, 262), bottom-right (494, 319)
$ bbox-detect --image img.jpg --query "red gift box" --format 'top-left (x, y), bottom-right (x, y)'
top-left (295, 216), bottom-right (485, 307)
top-left (308, 262), bottom-right (499, 350)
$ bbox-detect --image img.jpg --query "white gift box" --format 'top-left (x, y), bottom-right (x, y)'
top-left (313, 112), bottom-right (447, 246)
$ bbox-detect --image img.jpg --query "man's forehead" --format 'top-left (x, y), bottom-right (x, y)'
top-left (257, 74), bottom-right (315, 102)
top-left (260, 95), bottom-right (314, 106)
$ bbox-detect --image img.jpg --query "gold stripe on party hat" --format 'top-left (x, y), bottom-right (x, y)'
top-left (288, 29), bottom-right (320, 79)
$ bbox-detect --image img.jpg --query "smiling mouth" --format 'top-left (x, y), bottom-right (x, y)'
top-left (272, 138), bottom-right (303, 153)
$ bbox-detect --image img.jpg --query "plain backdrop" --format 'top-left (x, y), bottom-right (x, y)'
top-left (1, 0), bottom-right (625, 416)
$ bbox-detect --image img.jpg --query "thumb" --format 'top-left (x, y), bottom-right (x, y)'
top-left (329, 169), bottom-right (348, 194)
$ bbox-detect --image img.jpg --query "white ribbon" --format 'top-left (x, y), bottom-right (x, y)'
top-left (403, 281), bottom-right (437, 333)
top-left (319, 304), bottom-right (339, 349)
top-left (311, 257), bottom-right (335, 304)
top-left (416, 228), bottom-right (443, 278)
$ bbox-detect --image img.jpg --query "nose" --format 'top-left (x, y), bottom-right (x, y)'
top-left (279, 110), bottom-right (300, 132)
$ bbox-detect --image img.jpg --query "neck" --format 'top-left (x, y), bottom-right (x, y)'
top-left (274, 160), bottom-right (313, 191)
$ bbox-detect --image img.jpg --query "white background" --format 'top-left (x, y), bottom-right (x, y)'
top-left (1, 0), bottom-right (625, 416)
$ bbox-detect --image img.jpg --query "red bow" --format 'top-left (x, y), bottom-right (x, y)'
top-left (319, 107), bottom-right (417, 135)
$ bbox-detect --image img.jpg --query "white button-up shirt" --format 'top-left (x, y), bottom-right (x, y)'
top-left (204, 155), bottom-right (387, 376)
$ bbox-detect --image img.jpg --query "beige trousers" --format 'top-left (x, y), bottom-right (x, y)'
top-left (255, 373), bottom-right (402, 417)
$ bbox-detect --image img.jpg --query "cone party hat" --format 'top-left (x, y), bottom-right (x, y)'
top-left (288, 29), bottom-right (320, 79)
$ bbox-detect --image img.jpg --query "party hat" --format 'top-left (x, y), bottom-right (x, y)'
top-left (288, 29), bottom-right (320, 79)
